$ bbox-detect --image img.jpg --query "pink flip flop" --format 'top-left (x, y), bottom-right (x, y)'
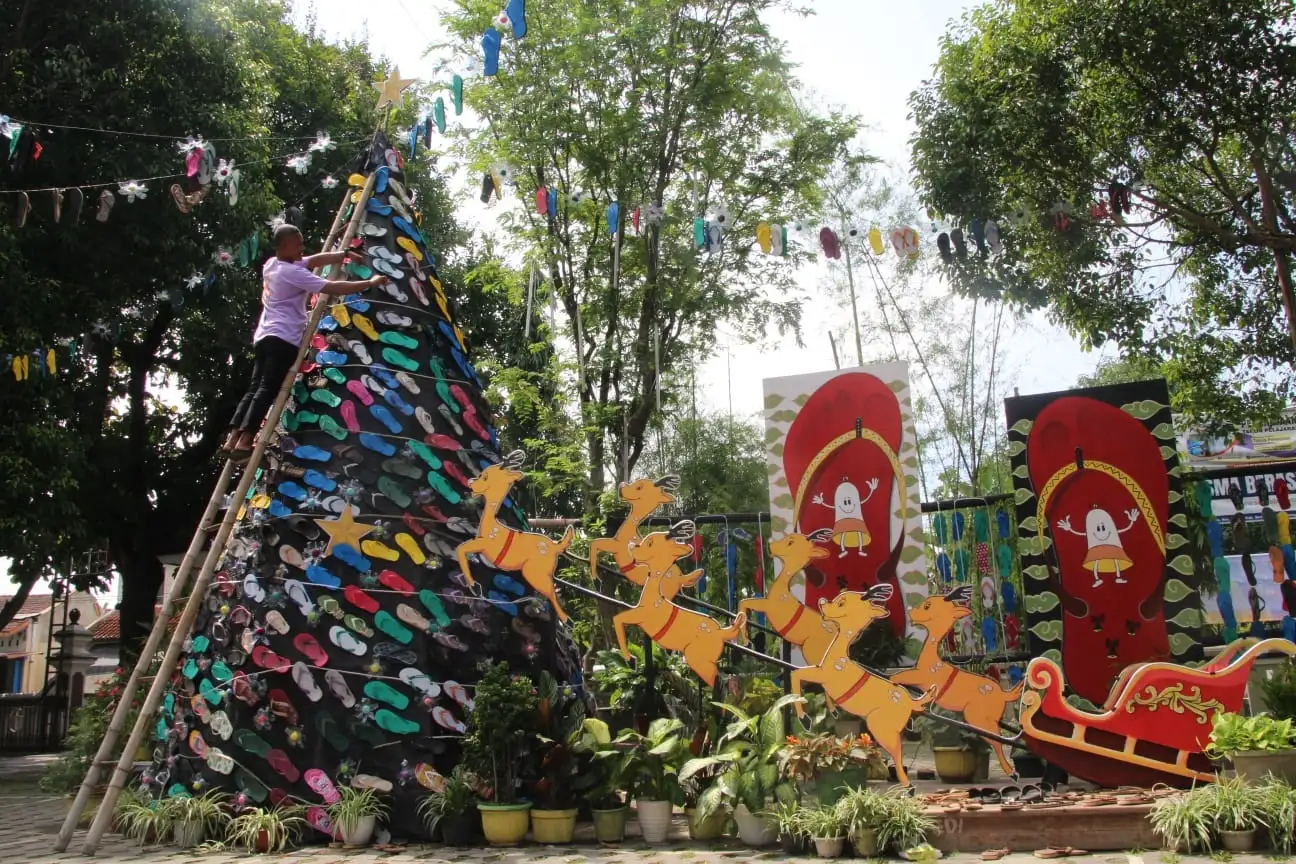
top-left (293, 633), bottom-right (329, 666)
top-left (344, 584), bottom-right (380, 614)
top-left (266, 748), bottom-right (300, 783)
top-left (305, 768), bottom-right (341, 803)
top-left (340, 399), bottom-right (361, 433)
top-left (346, 379), bottom-right (374, 406)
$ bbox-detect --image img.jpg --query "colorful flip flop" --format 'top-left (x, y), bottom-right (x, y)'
top-left (361, 538), bottom-right (401, 561)
top-left (399, 666), bottom-right (440, 697)
top-left (305, 768), bottom-right (341, 803)
top-left (397, 604), bottom-right (433, 634)
top-left (376, 709), bottom-right (421, 735)
top-left (395, 532), bottom-right (426, 565)
top-left (328, 625), bottom-right (367, 656)
top-left (340, 399), bottom-right (361, 433)
top-left (379, 569), bottom-right (416, 594)
top-left (324, 670), bottom-right (356, 707)
top-left (316, 711), bottom-right (349, 752)
top-left (205, 748), bottom-right (235, 774)
top-left (266, 749), bottom-right (300, 783)
top-left (395, 371), bottom-right (421, 395)
top-left (234, 728), bottom-right (271, 757)
top-left (306, 564), bottom-right (341, 588)
top-left (419, 590), bottom-right (452, 628)
top-left (344, 584), bottom-right (381, 614)
top-left (318, 415), bottom-right (348, 441)
top-left (346, 379), bottom-right (374, 406)
top-left (343, 614), bottom-right (375, 638)
top-left (363, 680), bottom-right (410, 710)
top-left (381, 347), bottom-right (419, 372)
top-left (359, 433), bottom-right (396, 456)
top-left (374, 610), bottom-right (414, 644)
top-left (332, 543), bottom-right (372, 573)
top-left (369, 404), bottom-right (403, 434)
top-left (210, 710), bottom-right (234, 740)
top-left (293, 632), bottom-right (329, 666)
top-left (294, 444), bottom-right (332, 462)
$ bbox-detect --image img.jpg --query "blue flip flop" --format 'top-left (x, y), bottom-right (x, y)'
top-left (369, 404), bottom-right (403, 434)
top-left (303, 469), bottom-right (337, 492)
top-left (366, 198), bottom-right (392, 217)
top-left (392, 216), bottom-right (424, 245)
top-left (368, 363), bottom-right (400, 389)
top-left (505, 0), bottom-right (527, 37)
top-left (306, 564), bottom-right (341, 588)
top-left (269, 500), bottom-right (293, 519)
top-left (492, 575), bottom-right (526, 597)
top-left (277, 481), bottom-right (307, 502)
top-left (318, 315), bottom-right (338, 332)
top-left (332, 543), bottom-right (372, 573)
top-left (346, 299), bottom-right (371, 313)
top-left (382, 388), bottom-right (414, 417)
top-left (316, 349), bottom-right (347, 366)
top-left (482, 27), bottom-right (501, 76)
top-left (294, 445), bottom-right (331, 462)
top-left (374, 166), bottom-right (389, 194)
top-left (488, 592), bottom-right (519, 617)
top-left (359, 432), bottom-right (396, 456)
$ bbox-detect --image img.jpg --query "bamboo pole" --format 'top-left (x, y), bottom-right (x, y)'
top-left (79, 173), bottom-right (377, 854)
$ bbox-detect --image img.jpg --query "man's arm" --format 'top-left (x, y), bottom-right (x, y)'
top-left (316, 275), bottom-right (386, 296)
top-left (301, 250), bottom-right (359, 271)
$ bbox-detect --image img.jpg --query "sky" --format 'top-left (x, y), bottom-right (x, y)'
top-left (4, 0), bottom-right (1110, 598)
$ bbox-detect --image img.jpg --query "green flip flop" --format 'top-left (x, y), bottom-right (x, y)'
top-left (363, 680), bottom-right (410, 710)
top-left (323, 367), bottom-right (347, 385)
top-left (407, 441), bottom-right (442, 470)
top-left (182, 659), bottom-right (199, 679)
top-left (199, 678), bottom-right (224, 707)
top-left (379, 331), bottom-right (419, 350)
top-left (318, 594), bottom-right (344, 618)
top-left (234, 729), bottom-right (271, 757)
top-left (292, 382), bottom-right (311, 403)
top-left (352, 722), bottom-right (386, 747)
top-left (426, 471), bottom-right (462, 504)
top-left (310, 389), bottom-right (342, 408)
top-left (378, 476), bottom-right (413, 509)
top-left (318, 415), bottom-right (348, 440)
top-left (235, 769), bottom-right (269, 803)
top-left (295, 409), bottom-right (321, 426)
top-left (192, 635), bottom-right (210, 653)
top-left (374, 610), bottom-right (413, 645)
top-left (316, 711), bottom-right (350, 753)
top-left (419, 589), bottom-right (452, 628)
top-left (168, 784), bottom-right (190, 799)
top-left (375, 710), bottom-right (421, 735)
top-left (347, 262), bottom-right (373, 280)
top-left (381, 457), bottom-right (423, 479)
top-left (209, 661), bottom-right (232, 683)
top-left (381, 347), bottom-right (419, 372)
top-left (344, 614), bottom-right (374, 638)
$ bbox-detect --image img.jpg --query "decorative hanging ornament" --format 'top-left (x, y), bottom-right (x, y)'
top-left (309, 132), bottom-right (334, 153)
top-left (287, 153), bottom-right (312, 174)
top-left (985, 219), bottom-right (1002, 253)
top-left (321, 175), bottom-right (338, 189)
top-left (711, 204), bottom-right (731, 231)
top-left (228, 169), bottom-right (240, 206)
top-left (889, 226), bottom-right (920, 259)
top-left (372, 66), bottom-right (418, 109)
top-left (756, 222), bottom-right (772, 254)
top-left (643, 202), bottom-right (663, 224)
top-left (867, 226), bottom-right (884, 255)
top-left (118, 181), bottom-right (148, 203)
top-left (819, 227), bottom-right (841, 259)
top-left (213, 159), bottom-right (235, 187)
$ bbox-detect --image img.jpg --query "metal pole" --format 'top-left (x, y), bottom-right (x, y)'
top-left (79, 175), bottom-right (375, 854)
top-left (842, 230), bottom-right (864, 367)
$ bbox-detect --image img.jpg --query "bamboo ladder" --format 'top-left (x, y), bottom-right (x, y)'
top-left (56, 171), bottom-right (380, 855)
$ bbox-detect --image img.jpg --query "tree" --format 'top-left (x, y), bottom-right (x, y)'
top-left (0, 0), bottom-right (447, 644)
top-left (908, 0), bottom-right (1296, 429)
top-left (1075, 355), bottom-right (1165, 390)
top-left (442, 0), bottom-right (857, 512)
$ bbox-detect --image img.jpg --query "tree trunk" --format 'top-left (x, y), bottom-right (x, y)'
top-left (116, 546), bottom-right (164, 668)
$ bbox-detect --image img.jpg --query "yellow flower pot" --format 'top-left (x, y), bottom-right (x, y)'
top-left (530, 808), bottom-right (578, 844)
top-left (479, 802), bottom-right (532, 846)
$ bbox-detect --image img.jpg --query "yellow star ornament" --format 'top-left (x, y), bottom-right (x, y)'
top-left (373, 67), bottom-right (418, 110)
top-left (315, 508), bottom-right (377, 555)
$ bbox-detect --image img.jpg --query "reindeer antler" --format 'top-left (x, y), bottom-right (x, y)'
top-left (655, 475), bottom-right (681, 493)
top-left (807, 528), bottom-right (834, 544)
top-left (945, 584), bottom-right (974, 605)
top-left (865, 583), bottom-right (895, 602)
top-left (669, 520), bottom-right (697, 541)
top-left (503, 449), bottom-right (526, 469)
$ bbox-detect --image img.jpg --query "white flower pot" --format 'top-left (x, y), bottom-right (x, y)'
top-left (814, 836), bottom-right (846, 857)
top-left (636, 799), bottom-right (673, 844)
top-left (173, 820), bottom-right (205, 849)
top-left (734, 803), bottom-right (777, 847)
top-left (337, 814), bottom-right (376, 846)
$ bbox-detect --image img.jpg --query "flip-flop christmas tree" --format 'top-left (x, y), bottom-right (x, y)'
top-left (141, 125), bottom-right (582, 836)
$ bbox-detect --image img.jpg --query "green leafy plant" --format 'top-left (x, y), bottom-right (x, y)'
top-left (114, 789), bottom-right (167, 846)
top-left (1203, 774), bottom-right (1268, 833)
top-left (681, 694), bottom-right (801, 820)
top-left (225, 805), bottom-right (305, 853)
top-left (836, 785), bottom-right (887, 844)
top-left (159, 791), bottom-right (230, 835)
top-left (780, 732), bottom-right (887, 782)
top-left (417, 769), bottom-right (478, 833)
top-left (532, 671), bottom-right (589, 809)
top-left (1206, 712), bottom-right (1296, 757)
top-left (1260, 663), bottom-right (1296, 721)
top-left (768, 799), bottom-right (807, 839)
top-left (1257, 776), bottom-right (1296, 853)
top-left (462, 662), bottom-right (540, 804)
top-left (325, 786), bottom-right (388, 836)
top-left (1149, 790), bottom-right (1214, 852)
top-left (570, 719), bottom-right (628, 810)
top-left (875, 787), bottom-right (936, 852)
top-left (803, 803), bottom-right (848, 839)
top-left (615, 717), bottom-right (691, 804)
top-left (592, 646), bottom-right (698, 730)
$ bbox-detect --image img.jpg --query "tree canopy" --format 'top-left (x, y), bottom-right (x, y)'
top-left (908, 0), bottom-right (1296, 428)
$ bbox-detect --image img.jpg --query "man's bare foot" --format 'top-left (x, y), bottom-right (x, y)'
top-left (221, 429), bottom-right (242, 453)
top-left (228, 431), bottom-right (257, 464)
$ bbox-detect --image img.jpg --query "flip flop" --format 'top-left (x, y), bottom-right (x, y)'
top-left (399, 666), bottom-right (440, 697)
top-left (353, 774), bottom-right (394, 793)
top-left (359, 433), bottom-right (396, 456)
top-left (210, 710), bottom-right (234, 740)
top-left (316, 349), bottom-right (347, 366)
top-left (361, 538), bottom-right (401, 562)
top-left (381, 346), bottom-right (419, 373)
top-left (329, 625), bottom-right (367, 655)
top-left (294, 444), bottom-right (332, 462)
top-left (199, 678), bottom-right (225, 706)
top-left (382, 387), bottom-right (414, 417)
top-left (306, 564), bottom-right (341, 588)
top-left (369, 404), bottom-right (403, 434)
top-left (395, 371), bottom-right (421, 395)
top-left (344, 614), bottom-right (375, 638)
top-left (292, 662), bottom-right (324, 702)
top-left (381, 457), bottom-right (422, 479)
top-left (252, 645), bottom-right (291, 673)
top-left (352, 314), bottom-right (380, 341)
top-left (438, 404), bottom-right (464, 436)
top-left (191, 692), bottom-right (213, 721)
top-left (235, 769), bottom-right (270, 804)
top-left (234, 728), bottom-right (271, 757)
top-left (504, 0), bottom-right (527, 37)
top-left (302, 469), bottom-right (337, 493)
top-left (366, 198), bottom-right (392, 217)
top-left (1034, 848), bottom-right (1087, 859)
top-left (347, 261), bottom-right (374, 279)
top-left (325, 670), bottom-right (356, 707)
top-left (332, 543), bottom-right (372, 573)
top-left (397, 604), bottom-right (433, 634)
top-left (318, 415), bottom-right (348, 441)
top-left (415, 406), bottom-right (438, 435)
top-left (346, 379), bottom-right (375, 406)
top-left (985, 219), bottom-right (1002, 253)
top-left (406, 441), bottom-right (441, 469)
top-left (395, 532), bottom-right (426, 565)
top-left (305, 768), bottom-right (341, 803)
top-left (206, 748), bottom-right (235, 775)
top-left (419, 590), bottom-right (452, 627)
top-left (346, 339), bottom-right (373, 364)
top-left (277, 481), bottom-right (307, 502)
top-left (344, 584), bottom-right (381, 614)
top-left (293, 633), bottom-right (329, 666)
top-left (432, 706), bottom-right (466, 733)
top-left (317, 594), bottom-right (343, 619)
top-left (374, 610), bottom-right (414, 644)
top-left (210, 660), bottom-right (234, 683)
top-left (188, 728), bottom-right (209, 757)
top-left (426, 471), bottom-right (462, 504)
top-left (266, 748), bottom-right (300, 783)
top-left (372, 642), bottom-right (418, 665)
top-left (982, 850), bottom-right (1010, 861)
top-left (376, 709), bottom-right (421, 735)
top-left (363, 680), bottom-right (410, 710)
top-left (310, 389), bottom-right (342, 408)
top-left (360, 223), bottom-right (387, 238)
top-left (340, 399), bottom-right (361, 433)
top-left (183, 658), bottom-right (199, 679)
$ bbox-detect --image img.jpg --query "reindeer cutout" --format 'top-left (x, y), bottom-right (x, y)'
top-left (890, 585), bottom-right (1022, 775)
top-left (738, 529), bottom-right (839, 665)
top-left (455, 450), bottom-right (572, 621)
top-left (589, 475), bottom-right (680, 585)
top-left (615, 521), bottom-right (747, 686)
top-left (791, 585), bottom-right (935, 785)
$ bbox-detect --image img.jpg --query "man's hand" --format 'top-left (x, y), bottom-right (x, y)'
top-left (369, 275), bottom-right (389, 287)
top-left (345, 250), bottom-right (365, 265)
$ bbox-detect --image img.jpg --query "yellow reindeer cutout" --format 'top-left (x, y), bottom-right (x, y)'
top-left (791, 585), bottom-right (935, 786)
top-left (589, 475), bottom-right (680, 585)
top-left (738, 529), bottom-right (839, 665)
top-left (615, 520), bottom-right (747, 686)
top-left (455, 449), bottom-right (572, 621)
top-left (890, 585), bottom-right (1023, 775)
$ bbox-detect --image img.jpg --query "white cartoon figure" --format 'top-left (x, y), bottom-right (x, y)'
top-left (1056, 505), bottom-right (1140, 587)
top-left (812, 476), bottom-right (879, 558)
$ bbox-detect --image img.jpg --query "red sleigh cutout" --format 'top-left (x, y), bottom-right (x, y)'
top-left (1020, 638), bottom-right (1296, 788)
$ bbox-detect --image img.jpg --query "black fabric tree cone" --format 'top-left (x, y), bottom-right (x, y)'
top-left (143, 139), bottom-right (582, 837)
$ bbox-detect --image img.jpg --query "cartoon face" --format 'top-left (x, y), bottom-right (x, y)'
top-left (1085, 507), bottom-right (1117, 543)
top-left (834, 480), bottom-right (861, 516)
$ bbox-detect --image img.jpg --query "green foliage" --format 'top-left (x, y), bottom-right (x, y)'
top-left (591, 645), bottom-right (700, 730)
top-left (614, 717), bottom-right (692, 804)
top-left (418, 769), bottom-right (478, 832)
top-left (158, 791), bottom-right (230, 833)
top-left (681, 694), bottom-right (801, 819)
top-left (41, 661), bottom-right (155, 795)
top-left (908, 0), bottom-right (1296, 430)
top-left (462, 662), bottom-right (540, 803)
top-left (531, 671), bottom-right (589, 809)
top-left (1206, 712), bottom-right (1296, 757)
top-left (1260, 663), bottom-right (1296, 722)
top-left (324, 786), bottom-right (388, 834)
top-left (570, 718), bottom-right (629, 810)
top-left (225, 805), bottom-right (306, 853)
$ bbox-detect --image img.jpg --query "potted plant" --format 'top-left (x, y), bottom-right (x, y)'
top-left (571, 719), bottom-right (630, 843)
top-left (325, 786), bottom-right (388, 847)
top-left (768, 799), bottom-right (810, 854)
top-left (462, 662), bottom-right (540, 846)
top-left (418, 769), bottom-right (481, 847)
top-left (804, 803), bottom-right (848, 858)
top-left (115, 789), bottom-right (168, 846)
top-left (781, 732), bottom-right (888, 805)
top-left (530, 673), bottom-right (588, 844)
top-left (875, 787), bottom-right (936, 855)
top-left (615, 717), bottom-right (690, 843)
top-left (918, 716), bottom-right (978, 783)
top-left (159, 791), bottom-right (229, 848)
top-left (1259, 660), bottom-right (1296, 720)
top-left (1205, 774), bottom-right (1269, 852)
top-left (1206, 711), bottom-right (1296, 782)
top-left (1260, 774), bottom-right (1296, 854)
top-left (682, 772), bottom-right (729, 841)
top-left (1149, 790), bottom-right (1212, 852)
top-left (227, 805), bottom-right (306, 852)
top-left (681, 695), bottom-right (800, 846)
top-left (836, 785), bottom-right (885, 857)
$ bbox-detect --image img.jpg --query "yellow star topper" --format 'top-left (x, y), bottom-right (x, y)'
top-left (373, 66), bottom-right (418, 110)
top-left (315, 507), bottom-right (377, 556)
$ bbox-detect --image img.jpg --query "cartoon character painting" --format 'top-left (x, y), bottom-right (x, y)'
top-left (1055, 506), bottom-right (1141, 586)
top-left (812, 476), bottom-right (879, 557)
